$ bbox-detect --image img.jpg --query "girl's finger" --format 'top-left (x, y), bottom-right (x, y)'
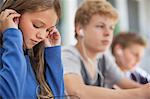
top-left (4, 9), bottom-right (17, 13)
top-left (49, 26), bottom-right (58, 34)
top-left (0, 11), bottom-right (4, 17)
top-left (7, 13), bottom-right (21, 25)
top-left (2, 9), bottom-right (18, 18)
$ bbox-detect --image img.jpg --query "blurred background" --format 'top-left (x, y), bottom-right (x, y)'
top-left (0, 0), bottom-right (150, 73)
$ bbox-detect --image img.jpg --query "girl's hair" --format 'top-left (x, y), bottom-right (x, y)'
top-left (0, 0), bottom-right (61, 98)
top-left (75, 0), bottom-right (119, 38)
top-left (111, 32), bottom-right (147, 55)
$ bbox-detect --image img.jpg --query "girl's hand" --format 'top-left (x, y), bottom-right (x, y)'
top-left (44, 26), bottom-right (61, 47)
top-left (0, 9), bottom-right (20, 33)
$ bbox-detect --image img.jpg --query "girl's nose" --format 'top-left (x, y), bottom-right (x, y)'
top-left (36, 32), bottom-right (47, 40)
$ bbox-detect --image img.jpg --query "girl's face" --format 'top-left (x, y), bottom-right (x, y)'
top-left (122, 44), bottom-right (145, 70)
top-left (19, 9), bottom-right (58, 49)
top-left (82, 14), bottom-right (116, 53)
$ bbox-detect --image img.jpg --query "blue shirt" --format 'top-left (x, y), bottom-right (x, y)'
top-left (0, 28), bottom-right (64, 99)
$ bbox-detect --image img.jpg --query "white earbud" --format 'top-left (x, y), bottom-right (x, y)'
top-left (79, 29), bottom-right (84, 37)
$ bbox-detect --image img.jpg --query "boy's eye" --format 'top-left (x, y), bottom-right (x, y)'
top-left (96, 25), bottom-right (104, 28)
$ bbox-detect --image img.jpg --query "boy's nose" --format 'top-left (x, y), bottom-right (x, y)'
top-left (103, 28), bottom-right (110, 36)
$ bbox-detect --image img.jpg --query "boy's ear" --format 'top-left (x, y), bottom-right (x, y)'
top-left (116, 48), bottom-right (123, 56)
top-left (114, 44), bottom-right (123, 55)
top-left (76, 24), bottom-right (84, 38)
top-left (79, 29), bottom-right (84, 37)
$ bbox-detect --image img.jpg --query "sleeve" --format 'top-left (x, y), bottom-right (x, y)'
top-left (62, 48), bottom-right (82, 76)
top-left (0, 28), bottom-right (27, 98)
top-left (44, 46), bottom-right (64, 97)
top-left (104, 54), bottom-right (124, 88)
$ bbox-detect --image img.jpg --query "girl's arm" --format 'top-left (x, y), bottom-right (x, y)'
top-left (44, 46), bottom-right (64, 97)
top-left (0, 28), bottom-right (27, 98)
top-left (43, 26), bottom-right (64, 97)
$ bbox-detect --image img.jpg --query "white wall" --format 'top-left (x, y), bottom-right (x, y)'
top-left (115, 0), bottom-right (129, 31)
top-left (60, 0), bottom-right (77, 46)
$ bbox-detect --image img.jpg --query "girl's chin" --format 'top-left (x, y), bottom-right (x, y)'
top-left (25, 45), bottom-right (34, 49)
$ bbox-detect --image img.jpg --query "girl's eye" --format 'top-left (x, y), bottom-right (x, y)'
top-left (33, 24), bottom-right (40, 28)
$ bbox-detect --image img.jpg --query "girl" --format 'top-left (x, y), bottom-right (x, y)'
top-left (0, 0), bottom-right (64, 98)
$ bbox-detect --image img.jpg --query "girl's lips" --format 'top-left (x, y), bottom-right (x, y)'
top-left (31, 39), bottom-right (39, 45)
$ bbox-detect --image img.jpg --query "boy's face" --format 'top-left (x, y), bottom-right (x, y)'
top-left (82, 14), bottom-right (116, 53)
top-left (121, 44), bottom-right (145, 70)
top-left (19, 9), bottom-right (58, 49)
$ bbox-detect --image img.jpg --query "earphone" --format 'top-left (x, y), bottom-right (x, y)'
top-left (79, 29), bottom-right (84, 37)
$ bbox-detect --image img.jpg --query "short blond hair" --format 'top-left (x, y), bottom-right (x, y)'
top-left (75, 0), bottom-right (118, 28)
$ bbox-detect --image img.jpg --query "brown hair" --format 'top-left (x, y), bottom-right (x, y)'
top-left (0, 0), bottom-right (61, 98)
top-left (111, 32), bottom-right (147, 55)
top-left (75, 0), bottom-right (119, 38)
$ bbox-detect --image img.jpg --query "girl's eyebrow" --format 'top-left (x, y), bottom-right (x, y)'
top-left (35, 20), bottom-right (46, 26)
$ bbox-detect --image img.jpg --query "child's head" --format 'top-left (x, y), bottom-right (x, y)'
top-left (75, 0), bottom-right (119, 52)
top-left (1, 0), bottom-right (61, 49)
top-left (111, 32), bottom-right (146, 71)
top-left (75, 0), bottom-right (118, 37)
